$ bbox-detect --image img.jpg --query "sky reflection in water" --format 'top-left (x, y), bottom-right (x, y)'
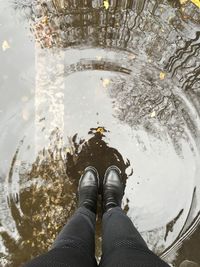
top-left (0, 1), bottom-right (200, 266)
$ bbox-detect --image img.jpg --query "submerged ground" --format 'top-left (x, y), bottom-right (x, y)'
top-left (0, 0), bottom-right (200, 266)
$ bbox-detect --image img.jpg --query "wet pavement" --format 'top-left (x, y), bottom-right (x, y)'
top-left (0, 0), bottom-right (200, 266)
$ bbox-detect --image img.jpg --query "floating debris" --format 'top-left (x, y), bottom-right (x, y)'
top-left (159, 72), bottom-right (166, 80)
top-left (102, 78), bottom-right (110, 88)
top-left (191, 0), bottom-right (200, 8)
top-left (180, 0), bottom-right (200, 8)
top-left (96, 56), bottom-right (102, 61)
top-left (103, 0), bottom-right (109, 10)
top-left (96, 127), bottom-right (105, 134)
top-left (150, 111), bottom-right (156, 118)
top-left (128, 54), bottom-right (136, 60)
top-left (2, 40), bottom-right (10, 51)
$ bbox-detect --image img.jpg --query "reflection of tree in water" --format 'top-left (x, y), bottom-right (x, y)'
top-left (14, 0), bottom-right (200, 51)
top-left (13, 0), bottom-right (200, 154)
top-left (14, 0), bottom-right (148, 49)
top-left (1, 129), bottom-right (129, 267)
top-left (106, 68), bottom-right (198, 154)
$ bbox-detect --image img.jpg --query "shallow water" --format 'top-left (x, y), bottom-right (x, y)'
top-left (0, 0), bottom-right (200, 266)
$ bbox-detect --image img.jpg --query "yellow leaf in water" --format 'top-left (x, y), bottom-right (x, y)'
top-left (191, 0), bottom-right (200, 8)
top-left (41, 16), bottom-right (48, 24)
top-left (128, 53), bottom-right (136, 59)
top-left (96, 56), bottom-right (102, 61)
top-left (104, 0), bottom-right (109, 9)
top-left (102, 78), bottom-right (110, 88)
top-left (150, 111), bottom-right (156, 118)
top-left (96, 127), bottom-right (105, 134)
top-left (2, 40), bottom-right (10, 51)
top-left (159, 72), bottom-right (166, 80)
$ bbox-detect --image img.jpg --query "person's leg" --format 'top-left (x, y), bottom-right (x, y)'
top-left (100, 207), bottom-right (170, 267)
top-left (51, 206), bottom-right (96, 256)
top-left (99, 166), bottom-right (170, 267)
top-left (23, 167), bottom-right (99, 267)
top-left (23, 206), bottom-right (97, 267)
top-left (101, 206), bottom-right (148, 257)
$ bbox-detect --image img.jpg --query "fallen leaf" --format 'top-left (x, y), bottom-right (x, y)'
top-left (191, 0), bottom-right (200, 8)
top-left (168, 16), bottom-right (174, 23)
top-left (41, 16), bottom-right (49, 24)
top-left (102, 78), bottom-right (110, 88)
top-left (96, 127), bottom-right (105, 134)
top-left (150, 111), bottom-right (156, 118)
top-left (104, 0), bottom-right (109, 9)
top-left (128, 54), bottom-right (136, 59)
top-left (159, 72), bottom-right (166, 80)
top-left (2, 40), bottom-right (10, 51)
top-left (96, 56), bottom-right (102, 61)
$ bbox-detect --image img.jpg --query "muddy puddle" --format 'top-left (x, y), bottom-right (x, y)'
top-left (0, 0), bottom-right (200, 266)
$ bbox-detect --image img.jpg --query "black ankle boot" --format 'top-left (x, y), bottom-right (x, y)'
top-left (78, 166), bottom-right (99, 214)
top-left (103, 165), bottom-right (124, 213)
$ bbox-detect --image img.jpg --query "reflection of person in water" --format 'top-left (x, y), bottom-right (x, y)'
top-left (23, 165), bottom-right (170, 267)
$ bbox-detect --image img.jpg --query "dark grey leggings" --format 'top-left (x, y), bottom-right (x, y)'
top-left (52, 206), bottom-right (148, 258)
top-left (52, 207), bottom-right (96, 258)
top-left (23, 207), bottom-right (169, 267)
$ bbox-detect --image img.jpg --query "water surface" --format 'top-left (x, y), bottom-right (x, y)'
top-left (0, 1), bottom-right (200, 266)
